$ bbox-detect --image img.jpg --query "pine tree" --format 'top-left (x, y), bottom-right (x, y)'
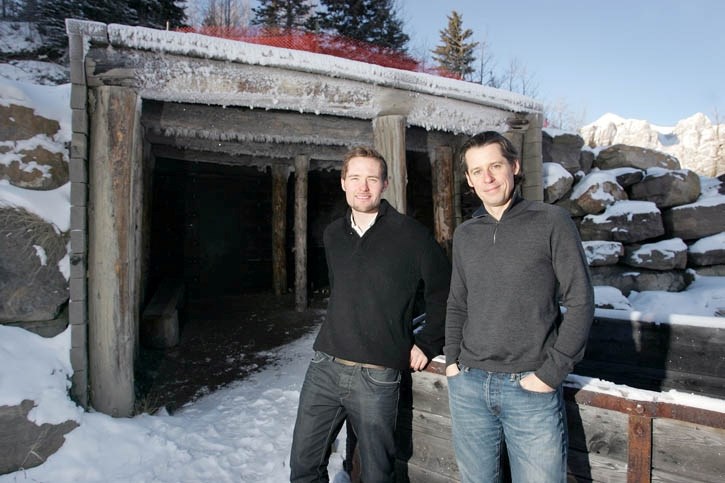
top-left (431, 10), bottom-right (478, 80)
top-left (130, 0), bottom-right (187, 30)
top-left (316, 0), bottom-right (409, 52)
top-left (251, 0), bottom-right (315, 31)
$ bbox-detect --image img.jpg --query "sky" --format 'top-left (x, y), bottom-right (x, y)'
top-left (397, 0), bottom-right (725, 127)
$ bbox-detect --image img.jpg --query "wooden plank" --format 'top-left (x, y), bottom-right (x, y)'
top-left (568, 447), bottom-right (628, 482)
top-left (411, 370), bottom-right (450, 417)
top-left (566, 402), bottom-right (629, 461)
top-left (627, 414), bottom-right (652, 483)
top-left (271, 166), bottom-right (288, 296)
top-left (373, 115), bottom-right (407, 213)
top-left (651, 418), bottom-right (725, 480)
top-left (294, 155), bottom-right (309, 311)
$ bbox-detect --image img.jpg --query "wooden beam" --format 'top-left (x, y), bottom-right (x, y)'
top-left (87, 86), bottom-right (141, 417)
top-left (627, 414), bottom-right (653, 483)
top-left (431, 145), bottom-right (455, 255)
top-left (141, 101), bottom-right (373, 148)
top-left (272, 165), bottom-right (289, 296)
top-left (294, 155), bottom-right (309, 311)
top-left (373, 115), bottom-right (407, 213)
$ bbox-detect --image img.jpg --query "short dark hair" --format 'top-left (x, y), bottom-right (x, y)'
top-left (341, 146), bottom-right (388, 181)
top-left (459, 131), bottom-right (524, 187)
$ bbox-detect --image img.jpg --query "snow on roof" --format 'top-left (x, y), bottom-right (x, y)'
top-left (66, 20), bottom-right (541, 117)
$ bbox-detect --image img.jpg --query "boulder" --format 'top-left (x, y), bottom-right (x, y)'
top-left (582, 240), bottom-right (624, 266)
top-left (594, 144), bottom-right (680, 171)
top-left (579, 149), bottom-right (595, 173)
top-left (589, 265), bottom-right (691, 295)
top-left (0, 207), bottom-right (68, 322)
top-left (570, 171), bottom-right (627, 214)
top-left (0, 399), bottom-right (78, 474)
top-left (554, 197), bottom-right (587, 217)
top-left (0, 104), bottom-right (60, 141)
top-left (606, 167), bottom-right (645, 188)
top-left (579, 201), bottom-right (664, 243)
top-left (542, 131), bottom-right (585, 174)
top-left (628, 168), bottom-right (701, 208)
top-left (687, 232), bottom-right (725, 266)
top-left (543, 162), bottom-right (574, 203)
top-left (622, 238), bottom-right (688, 270)
top-left (662, 196), bottom-right (725, 240)
top-left (0, 145), bottom-right (69, 190)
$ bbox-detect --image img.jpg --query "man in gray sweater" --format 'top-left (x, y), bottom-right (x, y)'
top-left (444, 131), bottom-right (594, 483)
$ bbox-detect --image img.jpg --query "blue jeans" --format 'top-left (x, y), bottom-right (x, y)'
top-left (448, 366), bottom-right (568, 483)
top-left (290, 351), bottom-right (401, 483)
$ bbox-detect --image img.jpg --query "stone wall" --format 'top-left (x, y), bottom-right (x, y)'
top-left (542, 130), bottom-right (725, 304)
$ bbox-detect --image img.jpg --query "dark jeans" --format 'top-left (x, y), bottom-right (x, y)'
top-left (290, 351), bottom-right (401, 483)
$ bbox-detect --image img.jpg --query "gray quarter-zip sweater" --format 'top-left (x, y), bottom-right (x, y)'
top-left (444, 194), bottom-right (594, 388)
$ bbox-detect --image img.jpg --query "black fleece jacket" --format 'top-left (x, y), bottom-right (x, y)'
top-left (313, 200), bottom-right (451, 371)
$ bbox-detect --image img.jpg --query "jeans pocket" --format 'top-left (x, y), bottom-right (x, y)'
top-left (517, 371), bottom-right (556, 395)
top-left (363, 367), bottom-right (401, 386)
top-left (310, 351), bottom-right (329, 364)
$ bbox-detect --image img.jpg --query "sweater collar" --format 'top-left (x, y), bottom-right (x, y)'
top-left (344, 198), bottom-right (393, 230)
top-left (472, 192), bottom-right (524, 220)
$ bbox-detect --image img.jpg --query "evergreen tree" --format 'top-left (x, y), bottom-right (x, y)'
top-left (431, 10), bottom-right (478, 80)
top-left (130, 0), bottom-right (187, 30)
top-left (316, 0), bottom-right (409, 51)
top-left (251, 0), bottom-right (315, 31)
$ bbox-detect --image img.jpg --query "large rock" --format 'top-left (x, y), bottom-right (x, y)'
top-left (580, 113), bottom-right (723, 176)
top-left (607, 167), bottom-right (645, 188)
top-left (594, 144), bottom-right (680, 171)
top-left (582, 240), bottom-right (624, 266)
top-left (0, 207), bottom-right (68, 322)
top-left (0, 104), bottom-right (60, 141)
top-left (542, 162), bottom-right (574, 203)
top-left (589, 265), bottom-right (691, 295)
top-left (579, 201), bottom-right (664, 243)
top-left (628, 168), bottom-right (701, 208)
top-left (543, 131), bottom-right (585, 174)
top-left (662, 195), bottom-right (725, 240)
top-left (0, 399), bottom-right (78, 474)
top-left (622, 238), bottom-right (688, 270)
top-left (688, 232), bottom-right (725, 266)
top-left (570, 171), bottom-right (627, 214)
top-left (0, 145), bottom-right (69, 190)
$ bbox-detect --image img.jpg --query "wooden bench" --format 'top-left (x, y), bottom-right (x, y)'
top-left (141, 279), bottom-right (184, 349)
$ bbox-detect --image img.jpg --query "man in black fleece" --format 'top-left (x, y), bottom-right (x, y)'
top-left (444, 131), bottom-right (594, 483)
top-left (290, 146), bottom-right (450, 483)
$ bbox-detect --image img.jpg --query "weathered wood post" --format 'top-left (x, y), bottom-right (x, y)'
top-left (294, 155), bottom-right (309, 311)
top-left (87, 86), bottom-right (142, 417)
top-left (373, 115), bottom-right (407, 213)
top-left (271, 165), bottom-right (289, 296)
top-left (430, 143), bottom-right (455, 255)
top-left (508, 113), bottom-right (544, 201)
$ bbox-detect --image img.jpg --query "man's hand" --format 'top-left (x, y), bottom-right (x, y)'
top-left (409, 344), bottom-right (429, 371)
top-left (445, 363), bottom-right (460, 377)
top-left (520, 373), bottom-right (555, 393)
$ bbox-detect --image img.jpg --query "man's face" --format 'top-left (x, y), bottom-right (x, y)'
top-left (341, 156), bottom-right (388, 215)
top-left (464, 143), bottom-right (520, 216)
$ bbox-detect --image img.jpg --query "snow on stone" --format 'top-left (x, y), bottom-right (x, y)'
top-left (628, 238), bottom-right (687, 263)
top-left (0, 180), bottom-right (71, 232)
top-left (688, 232), bottom-right (725, 254)
top-left (33, 244), bottom-right (48, 266)
top-left (570, 170), bottom-right (620, 200)
top-left (0, 78), bottom-right (71, 141)
top-left (584, 200), bottom-right (659, 224)
top-left (0, 21), bottom-right (42, 55)
top-left (582, 240), bottom-right (623, 265)
top-left (0, 134), bottom-right (69, 170)
top-left (593, 286), bottom-right (632, 310)
top-left (542, 162), bottom-right (572, 188)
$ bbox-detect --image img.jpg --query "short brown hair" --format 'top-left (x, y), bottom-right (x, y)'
top-left (341, 146), bottom-right (388, 181)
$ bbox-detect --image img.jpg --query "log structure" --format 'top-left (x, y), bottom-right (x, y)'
top-left (65, 20), bottom-right (542, 414)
